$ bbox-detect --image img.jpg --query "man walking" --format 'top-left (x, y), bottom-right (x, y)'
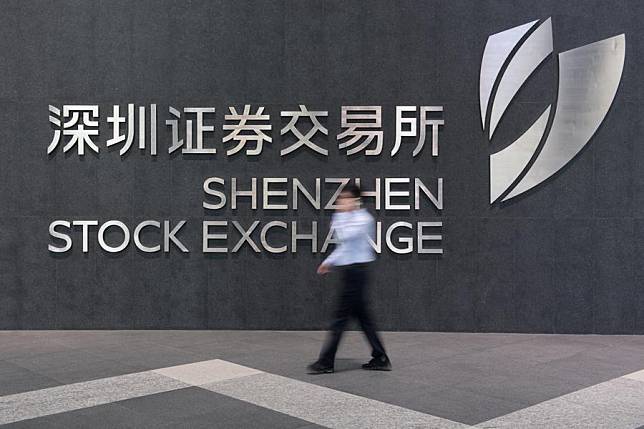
top-left (307, 183), bottom-right (391, 374)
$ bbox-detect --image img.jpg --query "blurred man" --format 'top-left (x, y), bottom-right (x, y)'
top-left (307, 183), bottom-right (391, 374)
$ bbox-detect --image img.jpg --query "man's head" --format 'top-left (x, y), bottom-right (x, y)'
top-left (336, 183), bottom-right (361, 212)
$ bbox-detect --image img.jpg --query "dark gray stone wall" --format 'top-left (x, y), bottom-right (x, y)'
top-left (1, 0), bottom-right (642, 332)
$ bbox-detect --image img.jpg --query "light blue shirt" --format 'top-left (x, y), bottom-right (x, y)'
top-left (323, 208), bottom-right (376, 267)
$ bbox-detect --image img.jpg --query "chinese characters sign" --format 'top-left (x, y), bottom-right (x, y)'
top-left (48, 104), bottom-right (443, 158)
top-left (47, 104), bottom-right (445, 256)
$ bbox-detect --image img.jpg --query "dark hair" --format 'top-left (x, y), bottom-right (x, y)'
top-left (342, 183), bottom-right (361, 199)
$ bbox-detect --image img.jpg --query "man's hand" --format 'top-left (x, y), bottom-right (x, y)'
top-left (317, 263), bottom-right (331, 275)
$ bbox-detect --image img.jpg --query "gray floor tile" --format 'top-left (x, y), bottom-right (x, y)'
top-left (479, 376), bottom-right (644, 428)
top-left (2, 416), bottom-right (67, 429)
top-left (0, 334), bottom-right (74, 360)
top-left (7, 349), bottom-right (143, 384)
top-left (119, 387), bottom-right (318, 429)
top-left (48, 331), bottom-right (164, 349)
top-left (4, 402), bottom-right (168, 429)
top-left (458, 373), bottom-right (587, 405)
top-left (388, 360), bottom-right (487, 387)
top-left (116, 387), bottom-right (227, 420)
top-left (375, 385), bottom-right (527, 426)
top-left (532, 352), bottom-right (644, 386)
top-left (164, 412), bottom-right (319, 429)
top-left (80, 341), bottom-right (207, 370)
top-left (0, 361), bottom-right (61, 396)
top-left (0, 371), bottom-right (187, 425)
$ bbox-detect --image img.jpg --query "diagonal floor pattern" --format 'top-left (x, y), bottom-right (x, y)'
top-left (1, 331), bottom-right (644, 427)
top-left (0, 359), bottom-right (469, 428)
top-left (3, 358), bottom-right (644, 428)
top-left (478, 369), bottom-right (644, 428)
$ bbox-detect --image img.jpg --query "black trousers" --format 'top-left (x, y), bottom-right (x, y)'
top-left (318, 262), bottom-right (387, 365)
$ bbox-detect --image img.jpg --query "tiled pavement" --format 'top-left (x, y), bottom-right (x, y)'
top-left (1, 331), bottom-right (643, 428)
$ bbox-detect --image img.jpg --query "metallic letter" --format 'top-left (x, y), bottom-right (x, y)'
top-left (418, 222), bottom-right (443, 254)
top-left (415, 178), bottom-right (443, 210)
top-left (260, 221), bottom-right (288, 253)
top-left (98, 220), bottom-right (130, 253)
top-left (49, 220), bottom-right (72, 253)
top-left (263, 178), bottom-right (288, 210)
top-left (231, 178), bottom-right (257, 210)
top-left (291, 221), bottom-right (317, 253)
top-left (355, 178), bottom-right (381, 210)
top-left (203, 221), bottom-right (227, 253)
top-left (325, 178), bottom-right (350, 210)
top-left (134, 220), bottom-right (161, 253)
top-left (386, 221), bottom-right (413, 254)
top-left (385, 178), bottom-right (411, 210)
top-left (231, 221), bottom-right (261, 253)
top-left (72, 220), bottom-right (98, 253)
top-left (293, 178), bottom-right (321, 210)
top-left (165, 220), bottom-right (188, 252)
top-left (203, 177), bottom-right (227, 210)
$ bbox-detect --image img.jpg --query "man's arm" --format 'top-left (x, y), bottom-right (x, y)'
top-left (322, 242), bottom-right (342, 267)
top-left (318, 214), bottom-right (342, 274)
top-left (318, 247), bottom-right (340, 274)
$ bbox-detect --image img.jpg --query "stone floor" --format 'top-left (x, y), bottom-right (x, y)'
top-left (1, 330), bottom-right (644, 428)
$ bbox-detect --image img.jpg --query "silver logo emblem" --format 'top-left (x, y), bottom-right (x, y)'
top-left (480, 18), bottom-right (625, 203)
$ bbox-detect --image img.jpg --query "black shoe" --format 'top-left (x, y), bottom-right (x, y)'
top-left (362, 355), bottom-right (392, 371)
top-left (307, 361), bottom-right (334, 374)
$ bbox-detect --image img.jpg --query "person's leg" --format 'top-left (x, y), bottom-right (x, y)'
top-left (353, 267), bottom-right (386, 358)
top-left (317, 313), bottom-right (349, 367)
top-left (357, 307), bottom-right (387, 359)
top-left (316, 268), bottom-right (352, 367)
top-left (352, 264), bottom-right (390, 370)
